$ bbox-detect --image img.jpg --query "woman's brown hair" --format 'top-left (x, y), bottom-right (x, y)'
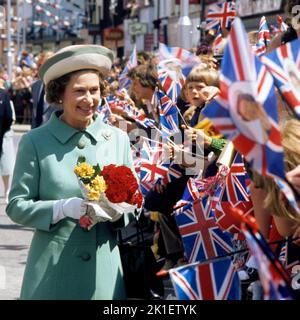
top-left (45, 69), bottom-right (108, 106)
top-left (127, 64), bottom-right (160, 90)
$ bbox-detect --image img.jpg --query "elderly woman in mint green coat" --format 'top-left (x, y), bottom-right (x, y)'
top-left (6, 45), bottom-right (135, 300)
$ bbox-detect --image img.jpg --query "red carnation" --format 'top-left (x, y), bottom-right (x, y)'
top-left (102, 164), bottom-right (139, 204)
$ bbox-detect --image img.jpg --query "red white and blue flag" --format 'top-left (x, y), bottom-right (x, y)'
top-left (169, 258), bottom-right (241, 300)
top-left (174, 167), bottom-right (229, 213)
top-left (258, 16), bottom-right (271, 46)
top-left (203, 18), bottom-right (300, 215)
top-left (156, 89), bottom-right (180, 138)
top-left (241, 223), bottom-right (295, 300)
top-left (206, 1), bottom-right (236, 30)
top-left (157, 58), bottom-right (186, 103)
top-left (214, 153), bottom-right (254, 234)
top-left (97, 99), bottom-right (111, 123)
top-left (277, 15), bottom-right (288, 33)
top-left (270, 16), bottom-right (288, 36)
top-left (174, 174), bottom-right (205, 211)
top-left (123, 103), bottom-right (157, 129)
top-left (119, 45), bottom-right (138, 90)
top-left (140, 138), bottom-right (169, 188)
top-left (157, 43), bottom-right (201, 77)
top-left (254, 16), bottom-right (271, 56)
top-left (175, 196), bottom-right (233, 263)
top-left (139, 138), bottom-right (183, 194)
top-left (213, 25), bottom-right (224, 56)
top-left (261, 38), bottom-right (300, 120)
top-left (203, 18), bottom-right (283, 181)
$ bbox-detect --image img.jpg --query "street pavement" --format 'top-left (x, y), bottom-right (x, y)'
top-left (0, 125), bottom-right (33, 300)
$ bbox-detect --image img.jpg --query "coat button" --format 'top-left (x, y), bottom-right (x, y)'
top-left (81, 252), bottom-right (91, 261)
top-left (77, 141), bottom-right (86, 149)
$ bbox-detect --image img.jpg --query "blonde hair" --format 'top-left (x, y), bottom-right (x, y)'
top-left (185, 66), bottom-right (219, 87)
top-left (181, 66), bottom-right (220, 102)
top-left (264, 118), bottom-right (300, 223)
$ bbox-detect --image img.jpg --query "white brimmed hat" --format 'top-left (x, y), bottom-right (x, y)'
top-left (39, 45), bottom-right (114, 85)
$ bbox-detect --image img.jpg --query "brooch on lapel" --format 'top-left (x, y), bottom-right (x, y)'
top-left (101, 129), bottom-right (112, 141)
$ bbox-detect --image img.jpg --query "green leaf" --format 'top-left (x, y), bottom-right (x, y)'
top-left (93, 164), bottom-right (101, 176)
top-left (81, 177), bottom-right (91, 184)
top-left (77, 156), bottom-right (86, 165)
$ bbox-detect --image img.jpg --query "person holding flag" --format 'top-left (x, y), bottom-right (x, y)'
top-left (179, 66), bottom-right (227, 178)
top-left (126, 63), bottom-right (189, 273)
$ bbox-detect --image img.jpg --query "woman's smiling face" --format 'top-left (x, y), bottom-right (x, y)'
top-left (61, 70), bottom-right (101, 130)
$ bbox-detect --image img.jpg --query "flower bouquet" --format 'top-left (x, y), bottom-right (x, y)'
top-left (74, 157), bottom-right (143, 230)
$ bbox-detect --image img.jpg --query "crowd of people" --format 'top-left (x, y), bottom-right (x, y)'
top-left (1, 0), bottom-right (300, 301)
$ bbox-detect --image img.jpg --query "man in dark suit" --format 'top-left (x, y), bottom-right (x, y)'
top-left (31, 52), bottom-right (59, 129)
top-left (0, 88), bottom-right (13, 155)
top-left (31, 79), bottom-right (59, 128)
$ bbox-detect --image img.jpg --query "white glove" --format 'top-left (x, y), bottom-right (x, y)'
top-left (52, 197), bottom-right (87, 224)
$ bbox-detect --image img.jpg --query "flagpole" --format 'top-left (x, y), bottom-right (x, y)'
top-left (6, 0), bottom-right (12, 82)
top-left (175, 103), bottom-right (189, 128)
top-left (156, 87), bottom-right (189, 130)
top-left (141, 135), bottom-right (205, 160)
top-left (103, 97), bottom-right (112, 114)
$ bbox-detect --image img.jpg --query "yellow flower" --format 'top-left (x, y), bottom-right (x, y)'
top-left (91, 175), bottom-right (107, 192)
top-left (87, 189), bottom-right (101, 201)
top-left (74, 162), bottom-right (95, 178)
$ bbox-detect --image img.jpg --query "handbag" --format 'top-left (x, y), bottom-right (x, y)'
top-left (118, 219), bottom-right (164, 300)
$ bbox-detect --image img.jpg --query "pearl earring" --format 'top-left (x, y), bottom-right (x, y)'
top-left (59, 100), bottom-right (63, 104)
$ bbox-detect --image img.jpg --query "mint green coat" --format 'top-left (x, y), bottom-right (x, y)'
top-left (6, 111), bottom-right (135, 300)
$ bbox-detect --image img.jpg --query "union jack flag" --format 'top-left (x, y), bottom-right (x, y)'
top-left (277, 15), bottom-right (288, 33)
top-left (206, 1), bottom-right (236, 30)
top-left (212, 25), bottom-right (224, 56)
top-left (241, 223), bottom-right (295, 300)
top-left (169, 258), bottom-right (241, 300)
top-left (157, 58), bottom-right (186, 103)
top-left (258, 16), bottom-right (271, 46)
top-left (119, 45), bottom-right (138, 90)
top-left (261, 38), bottom-right (300, 119)
top-left (123, 103), bottom-right (157, 129)
top-left (174, 167), bottom-right (228, 213)
top-left (140, 138), bottom-right (169, 188)
top-left (107, 96), bottom-right (126, 113)
top-left (157, 43), bottom-right (201, 77)
top-left (156, 89), bottom-right (180, 138)
top-left (253, 42), bottom-right (266, 57)
top-left (175, 196), bottom-right (233, 263)
top-left (203, 18), bottom-right (300, 215)
top-left (97, 100), bottom-right (111, 124)
top-left (166, 161), bottom-right (184, 184)
top-left (203, 17), bottom-right (284, 181)
top-left (174, 174), bottom-right (205, 211)
top-left (217, 153), bottom-right (250, 203)
top-left (214, 153), bottom-right (254, 234)
top-left (254, 16), bottom-right (271, 57)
